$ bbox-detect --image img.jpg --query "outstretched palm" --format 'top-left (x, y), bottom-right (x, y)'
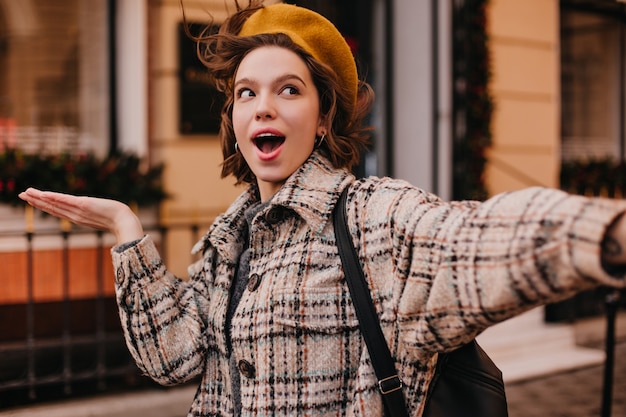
top-left (19, 188), bottom-right (144, 244)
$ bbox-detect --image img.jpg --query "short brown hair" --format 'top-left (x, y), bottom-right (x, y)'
top-left (190, 3), bottom-right (374, 184)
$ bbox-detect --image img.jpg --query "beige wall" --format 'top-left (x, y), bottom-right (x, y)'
top-left (485, 0), bottom-right (560, 194)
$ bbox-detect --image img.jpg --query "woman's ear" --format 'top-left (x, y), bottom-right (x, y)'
top-left (317, 115), bottom-right (328, 137)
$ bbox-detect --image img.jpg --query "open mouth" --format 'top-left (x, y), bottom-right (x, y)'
top-left (254, 133), bottom-right (285, 154)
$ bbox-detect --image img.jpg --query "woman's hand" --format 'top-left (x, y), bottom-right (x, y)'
top-left (19, 188), bottom-right (144, 244)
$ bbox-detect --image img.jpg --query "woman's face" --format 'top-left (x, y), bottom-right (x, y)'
top-left (232, 46), bottom-right (324, 202)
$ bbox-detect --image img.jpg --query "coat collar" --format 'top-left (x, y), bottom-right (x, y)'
top-left (193, 153), bottom-right (354, 260)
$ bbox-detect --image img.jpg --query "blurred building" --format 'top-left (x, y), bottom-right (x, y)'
top-left (1, 0), bottom-right (623, 222)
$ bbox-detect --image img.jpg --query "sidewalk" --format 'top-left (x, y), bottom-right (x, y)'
top-left (503, 310), bottom-right (626, 417)
top-left (506, 340), bottom-right (626, 417)
top-left (0, 385), bottom-right (197, 417)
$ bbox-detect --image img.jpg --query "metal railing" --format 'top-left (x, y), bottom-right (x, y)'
top-left (0, 220), bottom-right (206, 408)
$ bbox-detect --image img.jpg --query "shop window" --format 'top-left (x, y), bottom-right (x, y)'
top-left (0, 0), bottom-right (109, 155)
top-left (561, 1), bottom-right (626, 162)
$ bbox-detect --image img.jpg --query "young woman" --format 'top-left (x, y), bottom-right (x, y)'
top-left (19, 2), bottom-right (626, 416)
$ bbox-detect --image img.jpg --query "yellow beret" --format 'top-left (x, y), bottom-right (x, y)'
top-left (238, 3), bottom-right (358, 114)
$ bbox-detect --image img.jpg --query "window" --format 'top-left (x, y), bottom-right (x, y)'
top-left (0, 0), bottom-right (109, 155)
top-left (178, 23), bottom-right (223, 135)
top-left (561, 1), bottom-right (626, 162)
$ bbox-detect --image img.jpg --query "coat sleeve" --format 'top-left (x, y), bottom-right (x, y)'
top-left (352, 181), bottom-right (626, 353)
top-left (111, 235), bottom-right (212, 385)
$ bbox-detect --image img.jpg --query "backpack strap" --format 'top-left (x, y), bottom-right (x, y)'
top-left (333, 187), bottom-right (409, 417)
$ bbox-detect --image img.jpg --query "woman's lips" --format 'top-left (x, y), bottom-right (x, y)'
top-left (255, 134), bottom-right (285, 153)
top-left (252, 129), bottom-right (286, 161)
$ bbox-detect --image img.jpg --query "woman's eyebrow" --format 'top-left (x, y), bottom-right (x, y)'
top-left (233, 77), bottom-right (254, 89)
top-left (233, 73), bottom-right (307, 89)
top-left (274, 73), bottom-right (307, 86)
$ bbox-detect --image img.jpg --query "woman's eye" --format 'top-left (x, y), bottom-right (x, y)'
top-left (237, 88), bottom-right (254, 98)
top-left (281, 86), bottom-right (299, 96)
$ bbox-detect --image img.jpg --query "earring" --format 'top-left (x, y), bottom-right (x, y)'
top-left (234, 142), bottom-right (239, 152)
top-left (315, 134), bottom-right (326, 148)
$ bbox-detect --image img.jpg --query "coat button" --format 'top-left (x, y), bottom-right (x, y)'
top-left (265, 207), bottom-right (283, 224)
top-left (247, 274), bottom-right (261, 292)
top-left (116, 268), bottom-right (124, 282)
top-left (238, 360), bottom-right (256, 378)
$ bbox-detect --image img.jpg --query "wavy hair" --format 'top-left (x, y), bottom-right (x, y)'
top-left (185, 1), bottom-right (374, 184)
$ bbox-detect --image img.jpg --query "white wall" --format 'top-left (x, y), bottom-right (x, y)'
top-left (116, 0), bottom-right (148, 156)
top-left (392, 0), bottom-right (451, 199)
top-left (392, 0), bottom-right (433, 190)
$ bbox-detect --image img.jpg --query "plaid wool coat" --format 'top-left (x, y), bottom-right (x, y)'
top-left (112, 153), bottom-right (626, 416)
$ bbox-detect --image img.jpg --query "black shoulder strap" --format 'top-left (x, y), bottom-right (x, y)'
top-left (333, 188), bottom-right (409, 417)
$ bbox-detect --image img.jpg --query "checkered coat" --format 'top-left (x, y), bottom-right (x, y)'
top-left (112, 153), bottom-right (626, 416)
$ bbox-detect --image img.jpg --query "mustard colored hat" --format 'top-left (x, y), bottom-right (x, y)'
top-left (238, 3), bottom-right (358, 113)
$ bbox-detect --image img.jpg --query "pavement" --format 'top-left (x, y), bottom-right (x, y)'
top-left (0, 313), bottom-right (625, 417)
top-left (0, 384), bottom-right (196, 417)
top-left (506, 340), bottom-right (626, 417)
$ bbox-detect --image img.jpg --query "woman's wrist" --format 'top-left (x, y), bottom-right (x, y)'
top-left (113, 205), bottom-right (145, 244)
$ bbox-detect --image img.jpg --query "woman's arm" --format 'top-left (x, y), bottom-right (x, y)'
top-left (19, 187), bottom-right (210, 385)
top-left (114, 238), bottom-right (210, 385)
top-left (357, 183), bottom-right (626, 352)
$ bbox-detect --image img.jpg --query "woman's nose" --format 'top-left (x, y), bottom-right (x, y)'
top-left (255, 95), bottom-right (276, 120)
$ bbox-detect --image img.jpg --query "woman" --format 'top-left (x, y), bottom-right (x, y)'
top-left (19, 1), bottom-right (626, 416)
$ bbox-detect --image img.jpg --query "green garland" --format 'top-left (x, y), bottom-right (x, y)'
top-left (0, 149), bottom-right (168, 207)
top-left (560, 158), bottom-right (626, 197)
top-left (452, 0), bottom-right (493, 201)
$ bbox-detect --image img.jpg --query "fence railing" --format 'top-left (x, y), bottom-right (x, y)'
top-left (0, 220), bottom-right (207, 408)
